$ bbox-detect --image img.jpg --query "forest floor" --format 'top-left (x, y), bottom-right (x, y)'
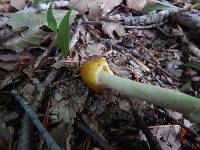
top-left (0, 0), bottom-right (200, 150)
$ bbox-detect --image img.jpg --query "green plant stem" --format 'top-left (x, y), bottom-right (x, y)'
top-left (99, 72), bottom-right (200, 124)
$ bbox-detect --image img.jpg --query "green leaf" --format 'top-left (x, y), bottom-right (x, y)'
top-left (6, 9), bottom-right (78, 52)
top-left (57, 10), bottom-right (71, 57)
top-left (142, 2), bottom-right (174, 14)
top-left (57, 0), bottom-right (80, 56)
top-left (184, 63), bottom-right (200, 72)
top-left (47, 3), bottom-right (57, 32)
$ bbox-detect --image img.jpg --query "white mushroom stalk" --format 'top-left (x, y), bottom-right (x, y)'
top-left (80, 57), bottom-right (200, 124)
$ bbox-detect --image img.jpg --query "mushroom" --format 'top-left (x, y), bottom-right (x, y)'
top-left (80, 57), bottom-right (200, 124)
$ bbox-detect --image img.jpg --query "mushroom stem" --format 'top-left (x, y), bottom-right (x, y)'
top-left (80, 57), bottom-right (200, 124)
top-left (99, 71), bottom-right (200, 123)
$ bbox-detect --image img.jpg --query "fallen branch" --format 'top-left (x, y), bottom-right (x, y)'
top-left (17, 68), bottom-right (60, 149)
top-left (110, 8), bottom-right (200, 37)
top-left (124, 20), bottom-right (167, 29)
top-left (11, 90), bottom-right (61, 150)
top-left (131, 108), bottom-right (162, 150)
top-left (16, 114), bottom-right (32, 150)
top-left (174, 12), bottom-right (200, 35)
top-left (75, 119), bottom-right (111, 150)
top-left (156, 26), bottom-right (174, 37)
top-left (109, 9), bottom-right (178, 25)
top-left (175, 25), bottom-right (200, 59)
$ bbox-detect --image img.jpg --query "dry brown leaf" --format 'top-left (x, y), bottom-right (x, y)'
top-left (88, 3), bottom-right (103, 20)
top-left (22, 83), bottom-right (35, 102)
top-left (0, 72), bottom-right (21, 89)
top-left (102, 22), bottom-right (125, 38)
top-left (0, 53), bottom-right (33, 62)
top-left (126, 0), bottom-right (149, 11)
top-left (51, 123), bottom-right (67, 148)
top-left (140, 125), bottom-right (182, 149)
top-left (10, 0), bottom-right (27, 10)
top-left (0, 62), bottom-right (16, 71)
top-left (100, 0), bottom-right (122, 16)
top-left (69, 0), bottom-right (122, 20)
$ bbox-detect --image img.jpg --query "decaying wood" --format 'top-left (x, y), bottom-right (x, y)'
top-left (109, 9), bottom-right (178, 25)
top-left (124, 20), bottom-right (167, 29)
top-left (174, 12), bottom-right (200, 35)
top-left (110, 9), bottom-right (200, 38)
top-left (176, 25), bottom-right (200, 59)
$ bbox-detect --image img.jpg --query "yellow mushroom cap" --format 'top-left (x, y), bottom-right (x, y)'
top-left (80, 57), bottom-right (113, 92)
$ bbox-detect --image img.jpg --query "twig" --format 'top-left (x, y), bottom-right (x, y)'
top-left (125, 24), bottom-right (159, 29)
top-left (155, 76), bottom-right (166, 88)
top-left (82, 20), bottom-right (103, 25)
top-left (81, 114), bottom-right (109, 145)
top-left (83, 19), bottom-right (168, 30)
top-left (32, 68), bottom-right (60, 110)
top-left (83, 20), bottom-right (168, 30)
top-left (16, 114), bottom-right (32, 150)
top-left (34, 48), bottom-right (50, 69)
top-left (156, 109), bottom-right (200, 138)
top-left (128, 101), bottom-right (162, 150)
top-left (175, 25), bottom-right (200, 59)
top-left (16, 69), bottom-right (60, 149)
top-left (112, 9), bottom-right (200, 32)
top-left (109, 9), bottom-right (178, 25)
top-left (11, 90), bottom-right (61, 150)
top-left (125, 20), bottom-right (168, 29)
top-left (69, 18), bottom-right (82, 50)
top-left (156, 26), bottom-right (174, 37)
top-left (34, 36), bottom-right (57, 68)
top-left (173, 12), bottom-right (200, 35)
top-left (75, 119), bottom-right (111, 150)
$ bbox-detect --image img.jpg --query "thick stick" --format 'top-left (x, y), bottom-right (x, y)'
top-left (11, 90), bottom-right (61, 150)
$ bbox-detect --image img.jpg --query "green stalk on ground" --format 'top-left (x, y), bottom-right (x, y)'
top-left (80, 57), bottom-right (200, 124)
